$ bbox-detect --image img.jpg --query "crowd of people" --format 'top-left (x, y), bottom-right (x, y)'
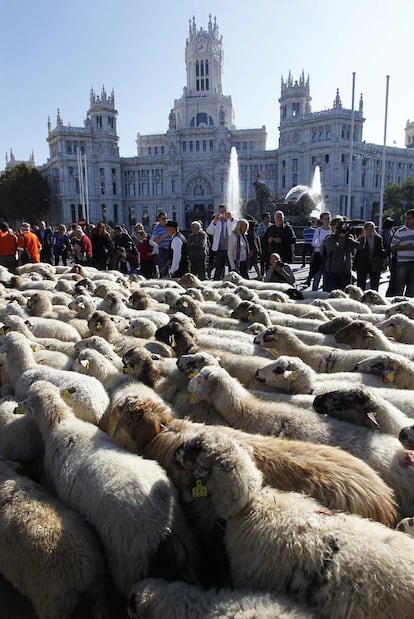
top-left (0, 207), bottom-right (413, 296)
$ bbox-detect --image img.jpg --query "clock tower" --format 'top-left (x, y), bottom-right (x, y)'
top-left (173, 15), bottom-right (234, 129)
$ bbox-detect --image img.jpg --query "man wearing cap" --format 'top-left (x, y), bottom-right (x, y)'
top-left (166, 220), bottom-right (189, 278)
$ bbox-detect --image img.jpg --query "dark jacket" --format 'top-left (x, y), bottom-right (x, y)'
top-left (263, 223), bottom-right (296, 263)
top-left (353, 233), bottom-right (385, 273)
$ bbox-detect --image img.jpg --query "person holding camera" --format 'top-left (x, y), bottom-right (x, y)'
top-left (264, 252), bottom-right (296, 285)
top-left (206, 205), bottom-right (236, 280)
top-left (321, 216), bottom-right (359, 292)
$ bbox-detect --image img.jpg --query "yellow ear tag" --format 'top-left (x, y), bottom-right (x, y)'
top-left (62, 389), bottom-right (72, 400)
top-left (288, 371), bottom-right (297, 381)
top-left (192, 479), bottom-right (208, 497)
top-left (0, 327), bottom-right (4, 335)
top-left (123, 365), bottom-right (134, 374)
top-left (15, 404), bottom-right (26, 414)
top-left (383, 370), bottom-right (395, 383)
top-left (170, 334), bottom-right (177, 349)
top-left (133, 329), bottom-right (141, 337)
top-left (187, 371), bottom-right (198, 380)
top-left (396, 327), bottom-right (404, 336)
top-left (32, 344), bottom-right (42, 352)
top-left (96, 322), bottom-right (102, 331)
top-left (189, 392), bottom-right (199, 403)
top-left (247, 311), bottom-right (253, 320)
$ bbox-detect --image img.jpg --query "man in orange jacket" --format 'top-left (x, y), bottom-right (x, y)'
top-left (17, 222), bottom-right (42, 264)
top-left (0, 221), bottom-right (18, 272)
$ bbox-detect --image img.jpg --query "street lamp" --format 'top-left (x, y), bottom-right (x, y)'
top-left (355, 144), bottom-right (378, 220)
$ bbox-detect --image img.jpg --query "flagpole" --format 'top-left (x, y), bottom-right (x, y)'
top-left (346, 72), bottom-right (356, 219)
top-left (378, 75), bottom-right (390, 231)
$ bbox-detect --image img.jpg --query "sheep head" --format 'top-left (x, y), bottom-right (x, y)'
top-left (187, 365), bottom-right (222, 403)
top-left (353, 354), bottom-right (400, 384)
top-left (173, 431), bottom-right (261, 519)
top-left (176, 352), bottom-right (220, 379)
top-left (112, 397), bottom-right (174, 453)
top-left (129, 290), bottom-right (149, 310)
top-left (385, 302), bottom-right (414, 320)
top-left (122, 347), bottom-right (160, 387)
top-left (313, 387), bottom-right (380, 430)
top-left (318, 316), bottom-right (353, 335)
top-left (360, 290), bottom-right (387, 305)
top-left (334, 320), bottom-right (378, 348)
top-left (378, 315), bottom-right (408, 340)
top-left (399, 426), bottom-right (414, 450)
top-left (255, 356), bottom-right (312, 394)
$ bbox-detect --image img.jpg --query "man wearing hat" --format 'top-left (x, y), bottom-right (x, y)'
top-left (166, 220), bottom-right (189, 278)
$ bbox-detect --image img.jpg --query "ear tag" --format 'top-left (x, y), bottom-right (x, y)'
top-left (192, 479), bottom-right (208, 497)
top-left (62, 389), bottom-right (72, 400)
top-left (187, 370), bottom-right (198, 380)
top-left (79, 359), bottom-right (90, 371)
top-left (383, 370), bottom-right (395, 383)
top-left (32, 344), bottom-right (43, 352)
top-left (189, 392), bottom-right (199, 403)
top-left (247, 311), bottom-right (253, 320)
top-left (396, 326), bottom-right (404, 336)
top-left (96, 322), bottom-right (102, 331)
top-left (288, 371), bottom-right (297, 381)
top-left (170, 334), bottom-right (177, 349)
top-left (0, 327), bottom-right (4, 335)
top-left (14, 404), bottom-right (26, 414)
top-left (123, 364), bottom-right (134, 374)
top-left (133, 329), bottom-right (141, 337)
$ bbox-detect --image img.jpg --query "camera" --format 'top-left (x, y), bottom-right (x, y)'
top-left (335, 220), bottom-right (363, 236)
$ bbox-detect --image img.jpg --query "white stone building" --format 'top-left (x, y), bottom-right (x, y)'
top-left (33, 15), bottom-right (414, 228)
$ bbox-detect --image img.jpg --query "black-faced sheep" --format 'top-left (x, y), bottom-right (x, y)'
top-left (312, 385), bottom-right (414, 436)
top-left (173, 432), bottom-right (414, 619)
top-left (26, 381), bottom-right (201, 597)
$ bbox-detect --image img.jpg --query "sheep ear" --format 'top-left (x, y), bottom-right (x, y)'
top-left (366, 411), bottom-right (380, 428)
top-left (79, 358), bottom-right (90, 370)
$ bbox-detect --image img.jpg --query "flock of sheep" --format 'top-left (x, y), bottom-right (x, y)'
top-left (1, 261), bottom-right (414, 618)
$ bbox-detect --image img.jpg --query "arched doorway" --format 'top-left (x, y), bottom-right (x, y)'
top-left (184, 174), bottom-right (213, 229)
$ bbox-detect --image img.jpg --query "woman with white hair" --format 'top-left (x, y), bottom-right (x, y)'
top-left (187, 221), bottom-right (208, 280)
top-left (353, 221), bottom-right (386, 291)
top-left (228, 219), bottom-right (250, 279)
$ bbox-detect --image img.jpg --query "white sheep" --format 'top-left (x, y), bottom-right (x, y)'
top-left (254, 356), bottom-right (414, 417)
top-left (127, 578), bottom-right (313, 619)
top-left (0, 459), bottom-right (108, 619)
top-left (26, 380), bottom-right (200, 597)
top-left (111, 401), bottom-right (397, 526)
top-left (377, 313), bottom-right (414, 344)
top-left (335, 319), bottom-right (414, 360)
top-left (254, 325), bottom-right (407, 373)
top-left (354, 353), bottom-right (414, 389)
top-left (0, 331), bottom-right (109, 425)
top-left (174, 431), bottom-right (414, 618)
top-left (0, 396), bottom-right (43, 462)
top-left (385, 300), bottom-right (414, 320)
top-left (22, 316), bottom-right (81, 342)
top-left (187, 364), bottom-right (414, 517)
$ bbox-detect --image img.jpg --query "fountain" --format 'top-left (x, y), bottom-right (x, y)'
top-left (225, 147), bottom-right (242, 219)
top-left (285, 165), bottom-right (325, 220)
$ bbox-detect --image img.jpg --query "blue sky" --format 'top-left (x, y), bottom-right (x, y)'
top-left (1, 0), bottom-right (413, 167)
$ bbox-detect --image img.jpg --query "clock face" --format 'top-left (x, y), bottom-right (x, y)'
top-left (197, 43), bottom-right (204, 52)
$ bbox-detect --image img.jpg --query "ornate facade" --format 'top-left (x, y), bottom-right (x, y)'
top-left (34, 16), bottom-right (414, 228)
